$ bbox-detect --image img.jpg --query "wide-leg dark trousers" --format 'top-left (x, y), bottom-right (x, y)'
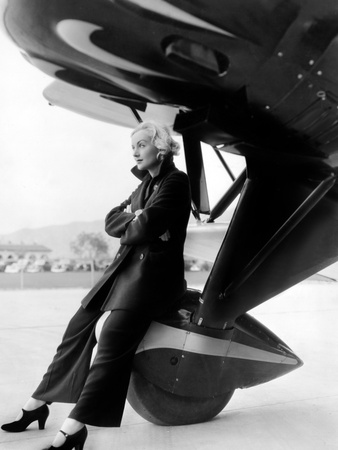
top-left (33, 305), bottom-right (151, 427)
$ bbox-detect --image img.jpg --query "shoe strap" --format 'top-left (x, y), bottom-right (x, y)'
top-left (59, 430), bottom-right (69, 438)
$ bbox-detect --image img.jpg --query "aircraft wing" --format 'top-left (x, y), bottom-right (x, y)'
top-left (3, 0), bottom-right (338, 326)
top-left (43, 80), bottom-right (181, 130)
top-left (2, 0), bottom-right (338, 157)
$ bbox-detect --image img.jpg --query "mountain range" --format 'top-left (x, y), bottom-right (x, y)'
top-left (0, 220), bottom-right (120, 259)
top-left (0, 207), bottom-right (236, 261)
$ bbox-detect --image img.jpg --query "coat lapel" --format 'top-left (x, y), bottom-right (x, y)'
top-left (131, 176), bottom-right (151, 210)
top-left (130, 155), bottom-right (176, 210)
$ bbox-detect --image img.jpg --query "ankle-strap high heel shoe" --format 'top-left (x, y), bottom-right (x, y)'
top-left (1, 404), bottom-right (49, 432)
top-left (44, 426), bottom-right (88, 450)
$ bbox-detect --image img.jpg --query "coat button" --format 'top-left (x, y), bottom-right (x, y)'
top-left (116, 253), bottom-right (120, 259)
top-left (139, 253), bottom-right (144, 260)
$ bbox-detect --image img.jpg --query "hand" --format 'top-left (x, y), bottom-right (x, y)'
top-left (132, 209), bottom-right (143, 221)
top-left (159, 230), bottom-right (170, 241)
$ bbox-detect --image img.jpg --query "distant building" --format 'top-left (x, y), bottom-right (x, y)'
top-left (0, 243), bottom-right (52, 263)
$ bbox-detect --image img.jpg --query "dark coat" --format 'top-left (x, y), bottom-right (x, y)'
top-left (81, 157), bottom-right (191, 317)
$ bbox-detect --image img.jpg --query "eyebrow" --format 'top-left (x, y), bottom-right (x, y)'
top-left (132, 139), bottom-right (146, 147)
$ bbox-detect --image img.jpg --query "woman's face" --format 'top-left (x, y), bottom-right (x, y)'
top-left (131, 130), bottom-right (161, 176)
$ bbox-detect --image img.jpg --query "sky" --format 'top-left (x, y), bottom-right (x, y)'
top-left (0, 30), bottom-right (245, 236)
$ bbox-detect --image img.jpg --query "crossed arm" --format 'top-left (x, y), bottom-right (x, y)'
top-left (105, 172), bottom-right (190, 245)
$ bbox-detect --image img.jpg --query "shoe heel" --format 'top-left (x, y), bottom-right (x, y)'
top-left (75, 443), bottom-right (85, 450)
top-left (38, 416), bottom-right (47, 430)
top-left (38, 404), bottom-right (49, 430)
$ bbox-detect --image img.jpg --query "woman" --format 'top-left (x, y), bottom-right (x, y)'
top-left (1, 121), bottom-right (191, 449)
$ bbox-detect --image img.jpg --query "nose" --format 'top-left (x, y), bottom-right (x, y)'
top-left (133, 147), bottom-right (139, 157)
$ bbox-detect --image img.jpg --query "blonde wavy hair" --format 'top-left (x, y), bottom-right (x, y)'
top-left (131, 121), bottom-right (180, 160)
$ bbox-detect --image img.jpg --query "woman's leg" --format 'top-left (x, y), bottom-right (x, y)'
top-left (47, 312), bottom-right (111, 447)
top-left (23, 399), bottom-right (46, 411)
top-left (12, 398), bottom-right (46, 421)
top-left (32, 305), bottom-right (104, 404)
top-left (49, 418), bottom-right (85, 448)
top-left (68, 309), bottom-right (151, 427)
top-left (45, 310), bottom-right (151, 446)
top-left (2, 305), bottom-right (104, 432)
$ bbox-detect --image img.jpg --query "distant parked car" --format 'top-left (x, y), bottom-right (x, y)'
top-left (184, 258), bottom-right (212, 272)
top-left (5, 263), bottom-right (21, 273)
top-left (184, 259), bottom-right (201, 272)
top-left (51, 263), bottom-right (72, 273)
top-left (42, 261), bottom-right (51, 272)
top-left (74, 262), bottom-right (91, 272)
top-left (189, 263), bottom-right (201, 272)
top-left (26, 264), bottom-right (41, 273)
top-left (36, 259), bottom-right (51, 271)
top-left (95, 259), bottom-right (112, 270)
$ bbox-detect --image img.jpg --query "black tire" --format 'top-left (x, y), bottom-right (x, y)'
top-left (127, 370), bottom-right (234, 426)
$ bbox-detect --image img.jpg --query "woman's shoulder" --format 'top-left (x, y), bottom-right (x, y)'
top-left (162, 168), bottom-right (190, 189)
top-left (166, 165), bottom-right (189, 181)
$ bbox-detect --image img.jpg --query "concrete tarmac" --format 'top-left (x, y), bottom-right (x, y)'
top-left (0, 279), bottom-right (337, 450)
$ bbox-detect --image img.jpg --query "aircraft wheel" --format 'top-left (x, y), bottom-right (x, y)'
top-left (127, 370), bottom-right (234, 426)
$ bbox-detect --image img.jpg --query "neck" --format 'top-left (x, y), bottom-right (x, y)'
top-left (148, 164), bottom-right (161, 178)
top-left (147, 153), bottom-right (173, 178)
